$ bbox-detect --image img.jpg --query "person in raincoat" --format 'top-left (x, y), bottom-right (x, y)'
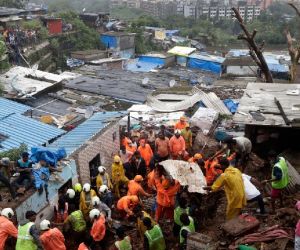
top-left (79, 183), bottom-right (97, 220)
top-left (204, 157), bottom-right (246, 220)
top-left (112, 155), bottom-right (129, 198)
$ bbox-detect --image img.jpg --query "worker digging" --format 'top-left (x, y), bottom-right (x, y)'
top-left (0, 114), bottom-right (299, 250)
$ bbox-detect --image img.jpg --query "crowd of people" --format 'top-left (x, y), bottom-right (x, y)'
top-left (0, 116), bottom-right (299, 250)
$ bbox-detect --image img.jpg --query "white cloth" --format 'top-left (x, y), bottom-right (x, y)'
top-left (234, 137), bottom-right (252, 154)
top-left (242, 174), bottom-right (260, 200)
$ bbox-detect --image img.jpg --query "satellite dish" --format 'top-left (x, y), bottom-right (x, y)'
top-left (142, 77), bottom-right (149, 85)
top-left (169, 79), bottom-right (176, 87)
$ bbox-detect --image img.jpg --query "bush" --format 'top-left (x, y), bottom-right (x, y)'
top-left (0, 144), bottom-right (28, 161)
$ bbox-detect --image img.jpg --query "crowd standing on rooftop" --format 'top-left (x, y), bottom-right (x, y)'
top-left (0, 115), bottom-right (298, 250)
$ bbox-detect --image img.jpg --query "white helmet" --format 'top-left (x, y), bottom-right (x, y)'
top-left (92, 196), bottom-right (100, 206)
top-left (98, 166), bottom-right (106, 174)
top-left (89, 208), bottom-right (100, 220)
top-left (1, 208), bottom-right (14, 219)
top-left (40, 219), bottom-right (51, 231)
top-left (99, 185), bottom-right (108, 194)
top-left (83, 183), bottom-right (91, 192)
top-left (66, 189), bottom-right (75, 199)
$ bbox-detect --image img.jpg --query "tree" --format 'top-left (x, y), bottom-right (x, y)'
top-left (0, 0), bottom-right (27, 8)
top-left (286, 2), bottom-right (300, 82)
top-left (232, 7), bottom-right (273, 83)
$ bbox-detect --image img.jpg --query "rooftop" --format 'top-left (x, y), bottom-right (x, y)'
top-left (0, 98), bottom-right (64, 152)
top-left (101, 31), bottom-right (135, 37)
top-left (0, 7), bottom-right (24, 17)
top-left (222, 57), bottom-right (257, 66)
top-left (233, 83), bottom-right (300, 128)
top-left (48, 111), bottom-right (125, 156)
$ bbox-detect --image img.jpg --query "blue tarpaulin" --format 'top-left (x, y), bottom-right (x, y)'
top-left (166, 30), bottom-right (179, 37)
top-left (100, 34), bottom-right (118, 49)
top-left (126, 55), bottom-right (165, 72)
top-left (223, 99), bottom-right (239, 114)
top-left (30, 147), bottom-right (66, 167)
top-left (187, 53), bottom-right (225, 74)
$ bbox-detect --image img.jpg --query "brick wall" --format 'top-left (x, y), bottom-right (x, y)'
top-left (75, 121), bottom-right (120, 184)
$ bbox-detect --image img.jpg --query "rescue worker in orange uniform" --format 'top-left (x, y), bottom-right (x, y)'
top-left (128, 175), bottom-right (151, 198)
top-left (174, 116), bottom-right (189, 130)
top-left (155, 177), bottom-right (180, 222)
top-left (0, 208), bottom-right (18, 250)
top-left (169, 130), bottom-right (186, 160)
top-left (138, 139), bottom-right (153, 168)
top-left (188, 153), bottom-right (203, 163)
top-left (89, 209), bottom-right (106, 249)
top-left (117, 195), bottom-right (139, 217)
top-left (40, 219), bottom-right (66, 250)
top-left (205, 158), bottom-right (223, 186)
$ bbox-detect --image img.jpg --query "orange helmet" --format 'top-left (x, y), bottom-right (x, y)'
top-left (134, 175), bottom-right (143, 182)
top-left (130, 195), bottom-right (139, 203)
top-left (194, 153), bottom-right (203, 160)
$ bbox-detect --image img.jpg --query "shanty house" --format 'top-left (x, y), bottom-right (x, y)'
top-left (100, 32), bottom-right (135, 59)
top-left (222, 57), bottom-right (258, 77)
top-left (167, 46), bottom-right (196, 67)
top-left (42, 17), bottom-right (62, 35)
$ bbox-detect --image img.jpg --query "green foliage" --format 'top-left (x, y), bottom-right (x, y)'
top-left (0, 144), bottom-right (28, 161)
top-left (42, 0), bottom-right (109, 12)
top-left (21, 20), bottom-right (42, 30)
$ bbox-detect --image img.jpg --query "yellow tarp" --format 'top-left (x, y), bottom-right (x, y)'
top-left (167, 46), bottom-right (196, 57)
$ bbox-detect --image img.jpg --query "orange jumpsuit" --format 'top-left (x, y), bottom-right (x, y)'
top-left (138, 144), bottom-right (153, 167)
top-left (78, 243), bottom-right (89, 250)
top-left (147, 170), bottom-right (156, 190)
top-left (127, 180), bottom-right (148, 196)
top-left (90, 215), bottom-right (106, 242)
top-left (169, 136), bottom-right (186, 159)
top-left (174, 121), bottom-right (189, 130)
top-left (117, 196), bottom-right (136, 214)
top-left (155, 179), bottom-right (180, 221)
top-left (40, 228), bottom-right (66, 250)
top-left (0, 216), bottom-right (18, 250)
top-left (205, 159), bottom-right (223, 186)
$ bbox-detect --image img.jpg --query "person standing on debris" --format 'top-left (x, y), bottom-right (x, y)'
top-left (204, 156), bottom-right (223, 186)
top-left (138, 139), bottom-right (153, 168)
top-left (99, 185), bottom-right (114, 208)
top-left (0, 158), bottom-right (16, 201)
top-left (169, 130), bottom-right (186, 160)
top-left (159, 125), bottom-right (173, 138)
top-left (173, 198), bottom-right (190, 237)
top-left (175, 117), bottom-right (189, 130)
top-left (89, 209), bottom-right (106, 249)
top-left (92, 196), bottom-right (112, 222)
top-left (65, 188), bottom-right (76, 208)
top-left (155, 177), bottom-right (180, 221)
top-left (143, 217), bottom-right (166, 250)
top-left (0, 208), bottom-right (18, 250)
top-left (133, 204), bottom-right (156, 239)
top-left (12, 152), bottom-right (33, 192)
top-left (117, 195), bottom-right (139, 217)
top-left (54, 191), bottom-right (69, 223)
top-left (96, 166), bottom-right (113, 191)
top-left (124, 151), bottom-right (147, 180)
top-left (128, 175), bottom-right (151, 198)
top-left (179, 213), bottom-right (195, 250)
top-left (181, 125), bottom-right (193, 153)
top-left (73, 183), bottom-right (82, 208)
top-left (262, 152), bottom-right (289, 214)
top-left (16, 210), bottom-right (43, 250)
top-left (80, 183), bottom-right (97, 220)
top-left (112, 155), bottom-right (129, 198)
top-left (63, 205), bottom-right (86, 244)
top-left (242, 173), bottom-right (265, 214)
top-left (40, 219), bottom-right (66, 250)
top-left (112, 226), bottom-right (133, 250)
top-left (155, 132), bottom-right (170, 161)
top-left (204, 157), bottom-right (246, 220)
top-left (225, 137), bottom-right (252, 167)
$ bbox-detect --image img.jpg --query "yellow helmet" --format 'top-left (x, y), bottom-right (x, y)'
top-left (74, 183), bottom-right (82, 193)
top-left (114, 155), bottom-right (121, 163)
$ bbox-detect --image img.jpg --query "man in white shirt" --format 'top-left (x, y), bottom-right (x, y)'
top-left (242, 173), bottom-right (265, 214)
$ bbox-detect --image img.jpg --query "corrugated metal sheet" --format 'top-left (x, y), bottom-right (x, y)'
top-left (0, 113), bottom-right (64, 152)
top-left (0, 98), bottom-right (31, 116)
top-left (48, 111), bottom-right (126, 156)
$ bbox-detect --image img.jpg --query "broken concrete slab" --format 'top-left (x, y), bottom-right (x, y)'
top-left (160, 160), bottom-right (207, 193)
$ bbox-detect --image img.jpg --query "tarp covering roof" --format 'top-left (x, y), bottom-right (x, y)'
top-left (160, 160), bottom-right (207, 193)
top-left (0, 99), bottom-right (64, 152)
top-left (48, 111), bottom-right (126, 156)
top-left (168, 46), bottom-right (196, 57)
